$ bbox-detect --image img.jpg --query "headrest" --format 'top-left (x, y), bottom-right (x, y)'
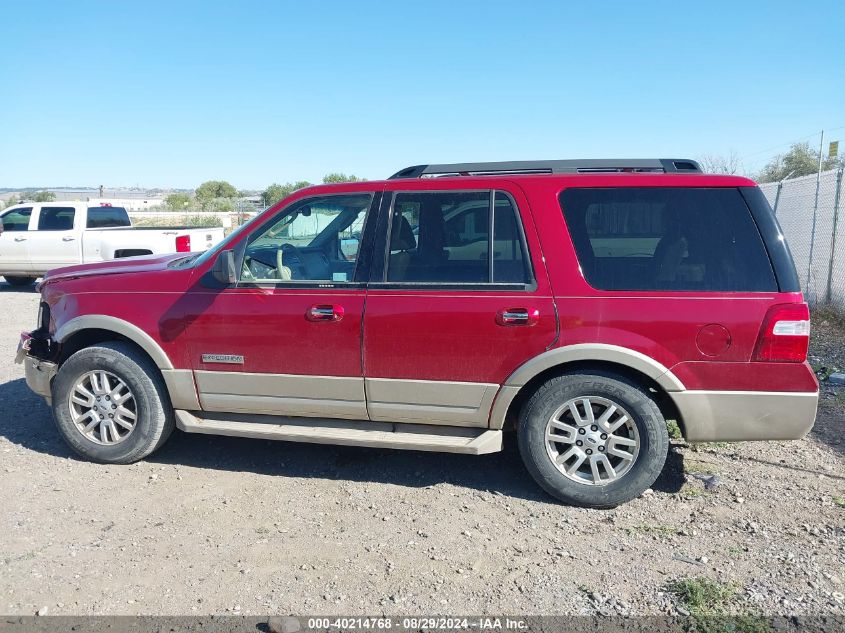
top-left (391, 214), bottom-right (416, 251)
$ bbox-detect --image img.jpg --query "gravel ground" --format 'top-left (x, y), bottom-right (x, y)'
top-left (1, 280), bottom-right (843, 618)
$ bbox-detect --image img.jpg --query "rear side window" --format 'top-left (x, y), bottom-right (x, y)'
top-left (87, 207), bottom-right (131, 228)
top-left (1, 207), bottom-right (32, 231)
top-left (37, 206), bottom-right (75, 231)
top-left (559, 187), bottom-right (776, 292)
top-left (386, 190), bottom-right (532, 284)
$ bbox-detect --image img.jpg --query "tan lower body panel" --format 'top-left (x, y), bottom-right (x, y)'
top-left (488, 385), bottom-right (520, 430)
top-left (670, 390), bottom-right (818, 441)
top-left (24, 356), bottom-right (57, 405)
top-left (365, 378), bottom-right (497, 428)
top-left (194, 370), bottom-right (367, 419)
top-left (161, 369), bottom-right (201, 410)
top-left (175, 410), bottom-right (502, 455)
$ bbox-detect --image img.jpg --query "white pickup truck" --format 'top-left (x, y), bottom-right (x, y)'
top-left (0, 202), bottom-right (225, 286)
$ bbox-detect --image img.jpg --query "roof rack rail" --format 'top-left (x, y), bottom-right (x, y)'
top-left (388, 159), bottom-right (702, 179)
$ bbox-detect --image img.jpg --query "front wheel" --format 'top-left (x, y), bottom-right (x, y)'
top-left (51, 342), bottom-right (174, 464)
top-left (517, 371), bottom-right (669, 508)
top-left (3, 276), bottom-right (36, 287)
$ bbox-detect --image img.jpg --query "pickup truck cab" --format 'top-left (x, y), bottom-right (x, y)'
top-left (0, 202), bottom-right (225, 286)
top-left (16, 159), bottom-right (819, 508)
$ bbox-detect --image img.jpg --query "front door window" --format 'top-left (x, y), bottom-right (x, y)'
top-left (241, 193), bottom-right (373, 284)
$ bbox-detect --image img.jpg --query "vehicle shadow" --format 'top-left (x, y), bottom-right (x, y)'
top-left (0, 377), bottom-right (687, 504)
top-left (0, 280), bottom-right (39, 293)
top-left (0, 378), bottom-right (75, 458)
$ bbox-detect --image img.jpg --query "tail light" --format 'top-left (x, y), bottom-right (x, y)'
top-left (752, 303), bottom-right (811, 362)
top-left (175, 235), bottom-right (191, 252)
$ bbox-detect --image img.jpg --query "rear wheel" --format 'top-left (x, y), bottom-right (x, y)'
top-left (517, 371), bottom-right (668, 508)
top-left (3, 276), bottom-right (36, 286)
top-left (51, 342), bottom-right (174, 464)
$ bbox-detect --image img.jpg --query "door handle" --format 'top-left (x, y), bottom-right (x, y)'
top-left (14, 237), bottom-right (26, 242)
top-left (496, 307), bottom-right (539, 326)
top-left (306, 304), bottom-right (345, 322)
top-left (62, 237), bottom-right (76, 242)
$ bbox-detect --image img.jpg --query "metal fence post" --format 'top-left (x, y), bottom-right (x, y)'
top-left (772, 180), bottom-right (784, 217)
top-left (806, 131), bottom-right (825, 302)
top-left (826, 168), bottom-right (844, 304)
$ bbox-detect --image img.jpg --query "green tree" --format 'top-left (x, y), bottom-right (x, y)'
top-left (194, 180), bottom-right (238, 210)
top-left (164, 192), bottom-right (192, 210)
top-left (261, 181), bottom-right (313, 207)
top-left (1, 195), bottom-right (20, 210)
top-left (32, 190), bottom-right (56, 202)
top-left (757, 142), bottom-right (844, 183)
top-left (322, 173), bottom-right (364, 184)
top-left (215, 198), bottom-right (236, 213)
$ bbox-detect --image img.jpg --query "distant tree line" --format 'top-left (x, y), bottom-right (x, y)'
top-left (161, 173), bottom-right (364, 212)
top-left (0, 190), bottom-right (55, 209)
top-left (700, 142), bottom-right (844, 182)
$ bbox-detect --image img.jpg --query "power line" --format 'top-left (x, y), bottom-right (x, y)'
top-left (741, 132), bottom-right (821, 161)
top-left (740, 125), bottom-right (845, 162)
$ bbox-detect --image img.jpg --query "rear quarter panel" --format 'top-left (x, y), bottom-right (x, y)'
top-left (519, 175), bottom-right (817, 393)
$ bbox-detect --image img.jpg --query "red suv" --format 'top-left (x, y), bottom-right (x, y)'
top-left (16, 159), bottom-right (818, 507)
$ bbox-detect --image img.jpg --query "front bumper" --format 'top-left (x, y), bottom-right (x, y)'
top-left (670, 390), bottom-right (819, 441)
top-left (15, 330), bottom-right (58, 403)
top-left (22, 355), bottom-right (58, 404)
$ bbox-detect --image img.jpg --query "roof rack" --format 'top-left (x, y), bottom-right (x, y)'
top-left (388, 158), bottom-right (702, 179)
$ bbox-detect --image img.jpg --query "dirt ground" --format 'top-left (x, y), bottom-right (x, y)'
top-left (1, 281), bottom-right (843, 617)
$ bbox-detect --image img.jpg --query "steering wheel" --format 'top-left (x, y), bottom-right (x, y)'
top-left (279, 243), bottom-right (307, 277)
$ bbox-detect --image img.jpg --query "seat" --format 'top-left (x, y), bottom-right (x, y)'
top-left (653, 209), bottom-right (687, 284)
top-left (387, 214), bottom-right (416, 281)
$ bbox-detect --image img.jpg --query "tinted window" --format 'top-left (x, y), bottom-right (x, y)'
top-left (37, 207), bottom-right (75, 231)
top-left (87, 207), bottom-right (131, 228)
top-left (242, 193), bottom-right (373, 283)
top-left (560, 188), bottom-right (776, 291)
top-left (386, 190), bottom-right (531, 284)
top-left (1, 207), bottom-right (32, 232)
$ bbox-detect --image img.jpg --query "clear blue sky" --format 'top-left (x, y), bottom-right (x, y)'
top-left (1, 0), bottom-right (843, 189)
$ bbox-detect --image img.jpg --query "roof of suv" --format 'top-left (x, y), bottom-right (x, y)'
top-left (283, 159), bottom-right (758, 200)
top-left (380, 158), bottom-right (755, 187)
top-left (389, 158), bottom-right (704, 179)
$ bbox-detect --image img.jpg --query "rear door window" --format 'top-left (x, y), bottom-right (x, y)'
top-left (87, 207), bottom-right (131, 228)
top-left (559, 187), bottom-right (777, 292)
top-left (1, 207), bottom-right (33, 231)
top-left (37, 206), bottom-right (76, 231)
top-left (385, 190), bottom-right (532, 284)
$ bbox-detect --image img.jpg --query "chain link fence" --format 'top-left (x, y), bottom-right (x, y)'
top-left (759, 168), bottom-right (844, 310)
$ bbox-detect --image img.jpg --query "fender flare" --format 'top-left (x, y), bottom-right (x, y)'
top-left (54, 315), bottom-right (173, 370)
top-left (489, 343), bottom-right (685, 429)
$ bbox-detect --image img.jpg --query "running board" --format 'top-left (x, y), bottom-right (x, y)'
top-left (174, 410), bottom-right (503, 455)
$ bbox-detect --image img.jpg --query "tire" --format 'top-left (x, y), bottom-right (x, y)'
top-left (4, 276), bottom-right (36, 286)
top-left (517, 371), bottom-right (669, 508)
top-left (51, 342), bottom-right (175, 464)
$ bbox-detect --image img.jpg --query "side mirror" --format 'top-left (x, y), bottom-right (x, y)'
top-left (212, 250), bottom-right (237, 285)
